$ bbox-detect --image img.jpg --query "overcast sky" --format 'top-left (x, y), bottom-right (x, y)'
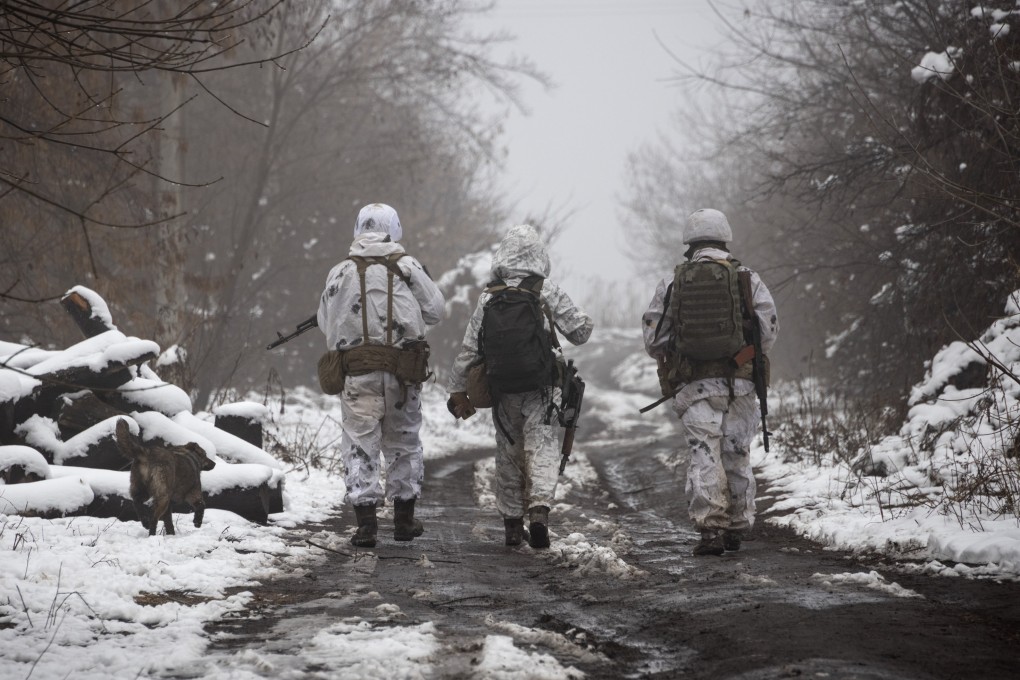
top-left (473, 0), bottom-right (725, 295)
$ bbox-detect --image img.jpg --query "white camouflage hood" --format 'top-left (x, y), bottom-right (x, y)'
top-left (354, 203), bottom-right (403, 242)
top-left (490, 224), bottom-right (551, 281)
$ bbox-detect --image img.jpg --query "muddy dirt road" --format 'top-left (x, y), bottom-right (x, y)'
top-left (200, 336), bottom-right (1020, 679)
top-left (201, 445), bottom-right (1020, 679)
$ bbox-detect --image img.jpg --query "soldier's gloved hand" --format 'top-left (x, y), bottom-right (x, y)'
top-left (446, 392), bottom-right (475, 419)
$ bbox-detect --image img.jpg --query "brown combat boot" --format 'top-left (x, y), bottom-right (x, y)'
top-left (351, 504), bottom-right (378, 548)
top-left (393, 498), bottom-right (424, 541)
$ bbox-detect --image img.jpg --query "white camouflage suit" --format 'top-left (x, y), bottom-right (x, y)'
top-left (317, 204), bottom-right (445, 507)
top-left (642, 244), bottom-right (778, 535)
top-left (448, 225), bottom-right (594, 519)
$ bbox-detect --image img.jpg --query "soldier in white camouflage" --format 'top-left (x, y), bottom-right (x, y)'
top-left (317, 203), bottom-right (445, 548)
top-left (642, 209), bottom-right (779, 556)
top-left (447, 225), bottom-right (593, 549)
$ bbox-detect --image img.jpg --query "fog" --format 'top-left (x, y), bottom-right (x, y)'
top-left (472, 0), bottom-right (724, 301)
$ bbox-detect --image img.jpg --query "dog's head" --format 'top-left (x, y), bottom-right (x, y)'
top-left (182, 442), bottom-right (216, 471)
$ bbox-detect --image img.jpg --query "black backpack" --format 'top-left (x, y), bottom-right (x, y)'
top-left (479, 275), bottom-right (559, 394)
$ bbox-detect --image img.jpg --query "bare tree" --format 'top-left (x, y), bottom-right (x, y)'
top-left (0, 0), bottom-right (305, 383)
top-left (164, 1), bottom-right (545, 406)
top-left (625, 0), bottom-right (1020, 413)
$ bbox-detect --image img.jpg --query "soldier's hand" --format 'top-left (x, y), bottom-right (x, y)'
top-left (446, 392), bottom-right (475, 419)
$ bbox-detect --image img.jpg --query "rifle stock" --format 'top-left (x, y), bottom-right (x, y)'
top-left (267, 315), bottom-right (318, 350)
top-left (558, 427), bottom-right (576, 475)
top-left (558, 359), bottom-right (585, 474)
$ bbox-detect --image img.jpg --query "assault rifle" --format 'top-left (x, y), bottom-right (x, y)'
top-left (558, 359), bottom-right (585, 475)
top-left (738, 273), bottom-right (771, 452)
top-left (266, 315), bottom-right (318, 350)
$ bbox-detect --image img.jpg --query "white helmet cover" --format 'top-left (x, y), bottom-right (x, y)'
top-left (354, 203), bottom-right (403, 242)
top-left (683, 208), bottom-right (732, 245)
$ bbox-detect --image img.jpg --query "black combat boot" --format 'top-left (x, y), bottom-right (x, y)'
top-left (723, 530), bottom-right (742, 552)
top-left (351, 504), bottom-right (378, 548)
top-left (693, 530), bottom-right (725, 556)
top-left (527, 505), bottom-right (550, 549)
top-left (393, 498), bottom-right (424, 541)
top-left (504, 517), bottom-right (528, 546)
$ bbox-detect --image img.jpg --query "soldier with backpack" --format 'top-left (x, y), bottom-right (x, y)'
top-left (317, 203), bottom-right (445, 548)
top-left (642, 208), bottom-right (778, 556)
top-left (446, 224), bottom-right (594, 549)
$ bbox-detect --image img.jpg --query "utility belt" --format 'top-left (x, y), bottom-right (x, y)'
top-left (659, 350), bottom-right (770, 397)
top-left (318, 341), bottom-right (431, 395)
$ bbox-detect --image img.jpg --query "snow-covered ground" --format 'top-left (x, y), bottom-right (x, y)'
top-left (4, 291), bottom-right (1020, 677)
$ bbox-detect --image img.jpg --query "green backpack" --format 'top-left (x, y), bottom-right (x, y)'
top-left (669, 258), bottom-right (745, 361)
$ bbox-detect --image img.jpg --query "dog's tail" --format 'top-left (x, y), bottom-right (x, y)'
top-left (114, 418), bottom-right (144, 460)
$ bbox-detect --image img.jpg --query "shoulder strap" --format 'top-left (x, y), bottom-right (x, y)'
top-left (349, 254), bottom-right (411, 285)
top-left (347, 255), bottom-right (412, 345)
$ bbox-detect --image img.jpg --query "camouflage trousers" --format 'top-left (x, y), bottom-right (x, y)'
top-left (677, 393), bottom-right (758, 533)
top-left (492, 389), bottom-right (561, 519)
top-left (338, 371), bottom-right (424, 506)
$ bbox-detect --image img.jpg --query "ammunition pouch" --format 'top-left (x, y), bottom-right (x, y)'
top-left (318, 342), bottom-right (432, 395)
top-left (466, 362), bottom-right (492, 409)
top-left (396, 340), bottom-right (432, 385)
top-left (317, 350), bottom-right (346, 395)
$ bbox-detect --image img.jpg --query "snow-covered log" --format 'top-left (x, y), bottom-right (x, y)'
top-left (0, 476), bottom-right (94, 518)
top-left (60, 287), bottom-right (118, 338)
top-left (17, 414), bottom-right (132, 470)
top-left (212, 401), bottom-right (269, 448)
top-left (57, 391), bottom-right (128, 439)
top-left (0, 286), bottom-right (288, 525)
top-left (0, 444), bottom-right (50, 483)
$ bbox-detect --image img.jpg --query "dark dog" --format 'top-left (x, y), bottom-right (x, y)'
top-left (114, 420), bottom-right (216, 536)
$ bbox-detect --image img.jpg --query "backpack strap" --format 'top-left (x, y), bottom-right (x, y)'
top-left (348, 255), bottom-right (412, 345)
top-left (513, 276), bottom-right (562, 349)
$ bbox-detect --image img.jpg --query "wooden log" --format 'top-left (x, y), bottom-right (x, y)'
top-left (200, 483), bottom-right (271, 525)
top-left (24, 420), bottom-right (131, 471)
top-left (0, 398), bottom-right (13, 445)
top-left (213, 414), bottom-right (263, 449)
top-left (60, 289), bottom-right (117, 338)
top-left (12, 352), bottom-right (156, 424)
top-left (57, 392), bottom-right (128, 439)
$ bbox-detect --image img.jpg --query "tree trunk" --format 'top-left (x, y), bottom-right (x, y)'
top-left (154, 66), bottom-right (191, 393)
